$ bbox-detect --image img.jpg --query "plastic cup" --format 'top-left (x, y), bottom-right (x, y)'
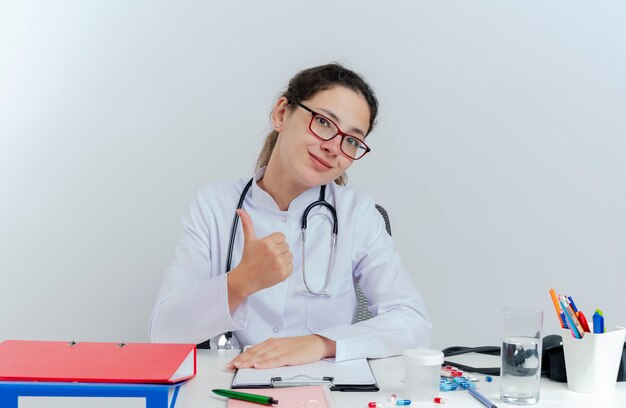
top-left (500, 307), bottom-right (543, 405)
top-left (403, 349), bottom-right (443, 402)
top-left (561, 327), bottom-right (626, 394)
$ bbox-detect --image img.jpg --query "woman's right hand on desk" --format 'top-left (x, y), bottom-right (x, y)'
top-left (227, 209), bottom-right (293, 312)
top-left (226, 334), bottom-right (336, 370)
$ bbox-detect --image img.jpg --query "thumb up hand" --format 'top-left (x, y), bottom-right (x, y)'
top-left (232, 209), bottom-right (293, 295)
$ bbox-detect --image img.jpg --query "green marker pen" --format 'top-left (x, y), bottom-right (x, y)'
top-left (212, 389), bottom-right (279, 406)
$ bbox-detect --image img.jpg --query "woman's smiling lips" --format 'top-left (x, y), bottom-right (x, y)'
top-left (309, 152), bottom-right (333, 170)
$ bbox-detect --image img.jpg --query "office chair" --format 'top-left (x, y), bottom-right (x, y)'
top-left (353, 204), bottom-right (391, 323)
top-left (196, 203), bottom-right (391, 348)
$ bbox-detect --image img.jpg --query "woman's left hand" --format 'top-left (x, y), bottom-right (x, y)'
top-left (226, 335), bottom-right (336, 370)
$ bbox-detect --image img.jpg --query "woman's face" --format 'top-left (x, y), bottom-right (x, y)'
top-left (271, 86), bottom-right (371, 189)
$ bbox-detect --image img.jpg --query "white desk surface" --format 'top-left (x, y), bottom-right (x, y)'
top-left (177, 349), bottom-right (626, 408)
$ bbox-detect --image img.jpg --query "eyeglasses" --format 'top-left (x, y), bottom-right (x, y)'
top-left (296, 102), bottom-right (371, 160)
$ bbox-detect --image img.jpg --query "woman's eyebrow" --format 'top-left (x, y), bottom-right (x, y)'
top-left (318, 108), bottom-right (366, 137)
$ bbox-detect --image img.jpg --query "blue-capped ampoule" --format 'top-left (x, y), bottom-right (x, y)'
top-left (453, 376), bottom-right (476, 389)
top-left (440, 377), bottom-right (458, 391)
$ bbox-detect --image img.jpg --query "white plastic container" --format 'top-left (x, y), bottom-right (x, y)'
top-left (403, 349), bottom-right (444, 402)
top-left (561, 327), bottom-right (626, 394)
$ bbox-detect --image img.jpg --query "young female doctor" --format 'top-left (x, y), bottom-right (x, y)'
top-left (150, 63), bottom-right (432, 369)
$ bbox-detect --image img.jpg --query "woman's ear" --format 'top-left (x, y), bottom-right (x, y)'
top-left (271, 97), bottom-right (290, 131)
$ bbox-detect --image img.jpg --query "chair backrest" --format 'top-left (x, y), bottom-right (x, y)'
top-left (353, 204), bottom-right (392, 323)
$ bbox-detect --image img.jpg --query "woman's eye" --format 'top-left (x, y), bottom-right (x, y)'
top-left (346, 137), bottom-right (360, 148)
top-left (315, 116), bottom-right (330, 128)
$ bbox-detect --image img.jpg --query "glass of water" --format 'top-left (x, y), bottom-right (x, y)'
top-left (500, 307), bottom-right (543, 405)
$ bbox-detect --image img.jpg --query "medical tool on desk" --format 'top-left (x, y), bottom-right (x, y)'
top-left (226, 177), bottom-right (338, 296)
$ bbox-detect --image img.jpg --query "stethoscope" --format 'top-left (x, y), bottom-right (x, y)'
top-left (216, 177), bottom-right (338, 349)
top-left (226, 178), bottom-right (338, 296)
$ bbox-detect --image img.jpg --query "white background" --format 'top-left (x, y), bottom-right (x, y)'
top-left (1, 1), bottom-right (625, 349)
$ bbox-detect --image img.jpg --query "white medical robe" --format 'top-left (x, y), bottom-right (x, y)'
top-left (150, 168), bottom-right (432, 361)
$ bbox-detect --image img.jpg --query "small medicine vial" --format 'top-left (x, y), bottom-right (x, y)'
top-left (403, 349), bottom-right (444, 403)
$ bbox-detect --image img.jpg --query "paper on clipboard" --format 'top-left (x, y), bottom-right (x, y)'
top-left (231, 358), bottom-right (378, 391)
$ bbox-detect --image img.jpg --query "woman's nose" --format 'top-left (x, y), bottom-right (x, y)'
top-left (320, 136), bottom-right (341, 156)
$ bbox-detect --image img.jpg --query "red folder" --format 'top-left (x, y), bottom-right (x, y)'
top-left (0, 340), bottom-right (196, 384)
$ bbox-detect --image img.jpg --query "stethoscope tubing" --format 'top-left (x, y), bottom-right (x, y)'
top-left (226, 178), bottom-right (254, 272)
top-left (300, 186), bottom-right (338, 295)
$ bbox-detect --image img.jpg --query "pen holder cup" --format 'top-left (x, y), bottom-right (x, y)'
top-left (561, 327), bottom-right (626, 394)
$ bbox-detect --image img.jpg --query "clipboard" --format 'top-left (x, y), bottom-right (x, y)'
top-left (231, 358), bottom-right (379, 392)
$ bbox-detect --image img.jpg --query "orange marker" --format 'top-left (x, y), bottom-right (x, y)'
top-left (549, 288), bottom-right (566, 328)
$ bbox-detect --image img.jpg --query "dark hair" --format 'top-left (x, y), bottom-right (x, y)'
top-left (256, 63), bottom-right (379, 185)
